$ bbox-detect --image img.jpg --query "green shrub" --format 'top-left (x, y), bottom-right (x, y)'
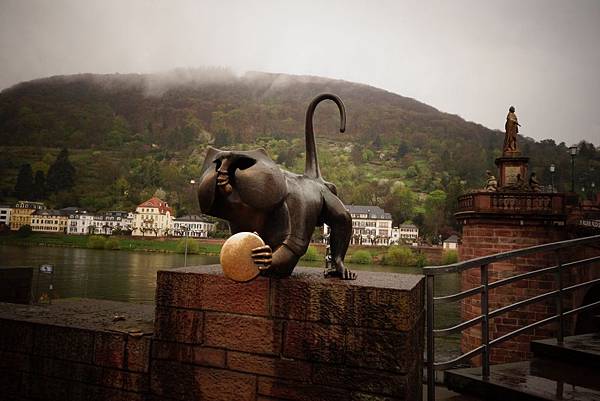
top-left (300, 246), bottom-right (319, 261)
top-left (17, 225), bottom-right (32, 238)
top-left (87, 235), bottom-right (107, 249)
top-left (104, 237), bottom-right (121, 250)
top-left (382, 246), bottom-right (416, 266)
top-left (176, 238), bottom-right (200, 254)
top-left (442, 250), bottom-right (459, 265)
top-left (350, 250), bottom-right (373, 264)
top-left (415, 253), bottom-right (428, 268)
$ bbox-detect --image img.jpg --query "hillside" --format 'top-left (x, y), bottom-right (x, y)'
top-left (1, 69), bottom-right (598, 241)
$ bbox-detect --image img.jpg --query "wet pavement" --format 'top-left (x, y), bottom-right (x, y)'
top-left (0, 298), bottom-right (155, 334)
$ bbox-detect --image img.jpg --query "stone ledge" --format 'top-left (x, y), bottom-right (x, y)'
top-left (157, 265), bottom-right (424, 332)
top-left (0, 298), bottom-right (155, 334)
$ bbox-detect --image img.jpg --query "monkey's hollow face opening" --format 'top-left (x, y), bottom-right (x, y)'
top-left (215, 156), bottom-right (257, 194)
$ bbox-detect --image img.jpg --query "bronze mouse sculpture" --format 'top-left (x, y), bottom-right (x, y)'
top-left (197, 93), bottom-right (355, 279)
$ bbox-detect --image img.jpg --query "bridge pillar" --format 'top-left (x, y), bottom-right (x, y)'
top-left (456, 192), bottom-right (569, 364)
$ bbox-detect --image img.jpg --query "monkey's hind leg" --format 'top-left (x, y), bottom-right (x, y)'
top-left (322, 191), bottom-right (356, 280)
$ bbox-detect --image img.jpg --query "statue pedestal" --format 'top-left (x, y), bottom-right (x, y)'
top-left (151, 265), bottom-right (424, 401)
top-left (495, 156), bottom-right (529, 187)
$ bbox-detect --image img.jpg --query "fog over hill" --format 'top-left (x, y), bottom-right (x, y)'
top-left (0, 68), bottom-right (497, 148)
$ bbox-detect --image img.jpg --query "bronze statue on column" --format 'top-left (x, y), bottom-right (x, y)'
top-left (503, 106), bottom-right (521, 155)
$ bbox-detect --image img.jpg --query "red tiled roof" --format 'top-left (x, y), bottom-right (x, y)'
top-left (137, 197), bottom-right (173, 215)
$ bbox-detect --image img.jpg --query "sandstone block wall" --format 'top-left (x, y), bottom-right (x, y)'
top-left (152, 265), bottom-right (424, 401)
top-left (0, 300), bottom-right (154, 401)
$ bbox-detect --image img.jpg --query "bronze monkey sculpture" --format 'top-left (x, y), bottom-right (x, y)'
top-left (197, 93), bottom-right (355, 279)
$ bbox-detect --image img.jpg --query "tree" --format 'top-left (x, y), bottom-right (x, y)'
top-left (423, 190), bottom-right (447, 242)
top-left (33, 170), bottom-right (46, 200)
top-left (396, 142), bottom-right (409, 160)
top-left (14, 164), bottom-right (34, 200)
top-left (372, 134), bottom-right (383, 149)
top-left (47, 148), bottom-right (75, 193)
top-left (384, 186), bottom-right (416, 225)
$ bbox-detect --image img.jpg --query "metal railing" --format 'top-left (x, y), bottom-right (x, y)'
top-left (424, 234), bottom-right (600, 401)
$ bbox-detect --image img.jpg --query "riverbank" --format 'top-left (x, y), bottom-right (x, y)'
top-left (0, 233), bottom-right (222, 255)
top-left (0, 232), bottom-right (456, 266)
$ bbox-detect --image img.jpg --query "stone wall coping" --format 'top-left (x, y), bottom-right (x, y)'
top-left (164, 265), bottom-right (423, 292)
top-left (0, 299), bottom-right (155, 334)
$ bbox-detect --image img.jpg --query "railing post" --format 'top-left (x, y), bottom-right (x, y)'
top-left (480, 264), bottom-right (490, 380)
top-left (426, 274), bottom-right (435, 401)
top-left (554, 251), bottom-right (564, 345)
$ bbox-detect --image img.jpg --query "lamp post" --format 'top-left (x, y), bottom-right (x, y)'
top-left (183, 179), bottom-right (197, 268)
top-left (569, 146), bottom-right (578, 192)
top-left (591, 182), bottom-right (596, 201)
top-left (549, 164), bottom-right (556, 192)
top-left (183, 226), bottom-right (189, 267)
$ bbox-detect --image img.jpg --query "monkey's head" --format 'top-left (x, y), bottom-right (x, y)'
top-left (197, 146), bottom-right (287, 216)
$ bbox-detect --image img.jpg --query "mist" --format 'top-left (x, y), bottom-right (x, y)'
top-left (1, 0), bottom-right (599, 145)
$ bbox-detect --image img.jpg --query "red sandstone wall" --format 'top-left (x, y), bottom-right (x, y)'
top-left (459, 221), bottom-right (567, 364)
top-left (0, 318), bottom-right (151, 400)
top-left (152, 266), bottom-right (424, 401)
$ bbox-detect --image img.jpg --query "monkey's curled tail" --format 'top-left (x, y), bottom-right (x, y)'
top-left (304, 93), bottom-right (346, 180)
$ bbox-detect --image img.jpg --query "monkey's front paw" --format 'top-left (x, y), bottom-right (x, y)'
top-left (341, 267), bottom-right (357, 280)
top-left (251, 245), bottom-right (272, 270)
top-left (324, 264), bottom-right (357, 280)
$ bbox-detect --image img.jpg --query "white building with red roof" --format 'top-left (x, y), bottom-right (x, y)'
top-left (132, 197), bottom-right (174, 237)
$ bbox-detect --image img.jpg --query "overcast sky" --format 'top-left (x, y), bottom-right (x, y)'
top-left (1, 0), bottom-right (599, 145)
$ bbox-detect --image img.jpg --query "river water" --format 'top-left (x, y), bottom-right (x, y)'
top-left (0, 244), bottom-right (461, 356)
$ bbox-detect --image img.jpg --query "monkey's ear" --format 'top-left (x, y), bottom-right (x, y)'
top-left (248, 148), bottom-right (272, 163)
top-left (201, 146), bottom-right (221, 172)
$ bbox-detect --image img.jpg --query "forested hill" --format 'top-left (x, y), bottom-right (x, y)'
top-left (1, 69), bottom-right (597, 241)
top-left (0, 69), bottom-right (496, 149)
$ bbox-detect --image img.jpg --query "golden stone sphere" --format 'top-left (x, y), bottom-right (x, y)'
top-left (220, 232), bottom-right (265, 282)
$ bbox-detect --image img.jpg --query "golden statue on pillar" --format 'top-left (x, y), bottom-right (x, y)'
top-left (503, 106), bottom-right (521, 155)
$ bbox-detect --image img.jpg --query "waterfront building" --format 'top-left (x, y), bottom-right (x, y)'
top-left (30, 209), bottom-right (69, 233)
top-left (442, 234), bottom-right (459, 249)
top-left (9, 201), bottom-right (46, 231)
top-left (67, 210), bottom-right (95, 235)
top-left (324, 205), bottom-right (393, 246)
top-left (172, 215), bottom-right (216, 238)
top-left (132, 197), bottom-right (173, 237)
top-left (390, 223), bottom-right (419, 244)
top-left (91, 211), bottom-right (134, 235)
top-left (0, 205), bottom-right (11, 230)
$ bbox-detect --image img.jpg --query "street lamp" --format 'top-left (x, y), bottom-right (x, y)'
top-left (569, 146), bottom-right (578, 192)
top-left (183, 226), bottom-right (190, 267)
top-left (183, 179), bottom-right (197, 268)
top-left (549, 164), bottom-right (556, 192)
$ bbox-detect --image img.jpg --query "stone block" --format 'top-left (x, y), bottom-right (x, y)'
top-left (227, 351), bottom-right (312, 381)
top-left (32, 325), bottom-right (94, 363)
top-left (0, 319), bottom-right (33, 352)
top-left (151, 359), bottom-right (256, 401)
top-left (201, 272), bottom-right (270, 316)
top-left (126, 335), bottom-right (151, 372)
top-left (283, 321), bottom-right (346, 364)
top-left (154, 306), bottom-right (203, 344)
top-left (204, 312), bottom-right (283, 355)
top-left (94, 332), bottom-right (126, 369)
top-left (258, 377), bottom-right (350, 401)
top-left (192, 346), bottom-right (227, 368)
top-left (156, 265), bottom-right (270, 316)
top-left (346, 324), bottom-right (421, 373)
top-left (272, 268), bottom-right (423, 331)
top-left (312, 364), bottom-right (416, 398)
